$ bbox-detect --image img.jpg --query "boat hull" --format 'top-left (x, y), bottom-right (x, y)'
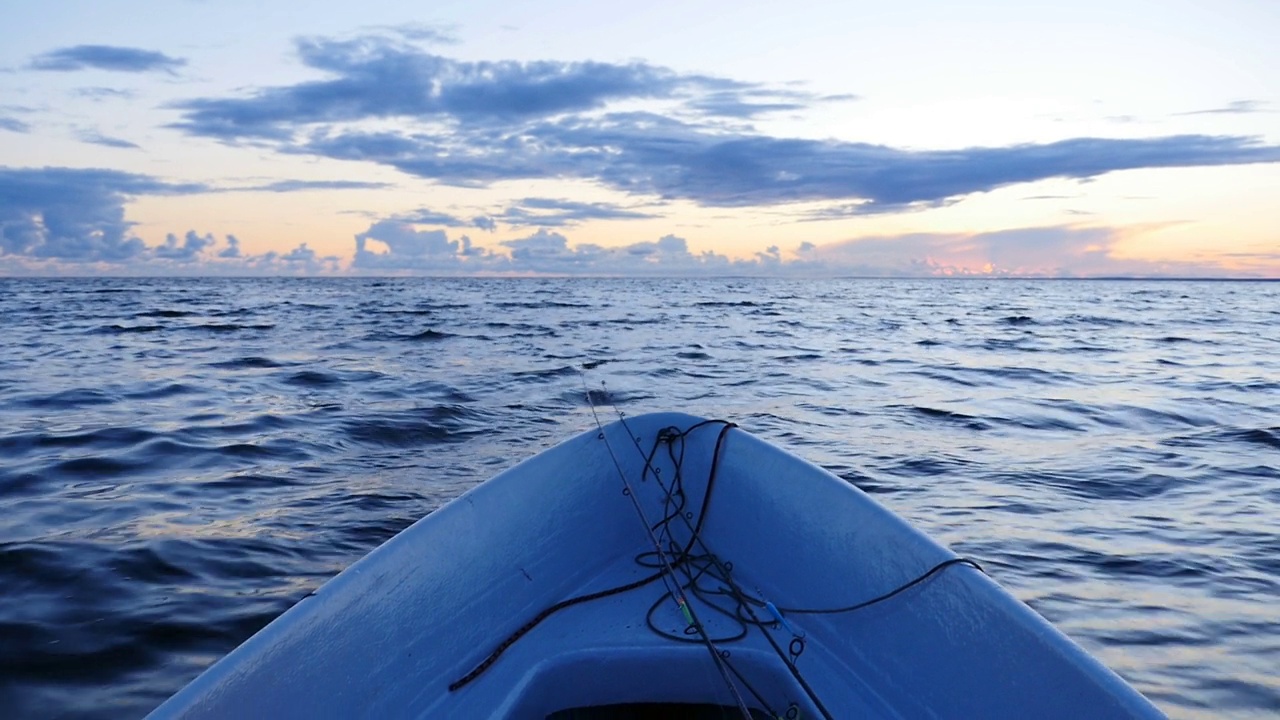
top-left (149, 412), bottom-right (1162, 718)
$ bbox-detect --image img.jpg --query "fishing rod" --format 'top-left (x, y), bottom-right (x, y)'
top-left (578, 370), bottom-right (756, 720)
top-left (605, 400), bottom-right (835, 720)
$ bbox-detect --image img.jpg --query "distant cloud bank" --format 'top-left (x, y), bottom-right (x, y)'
top-left (0, 168), bottom-right (336, 274)
top-left (0, 166), bottom-right (1272, 278)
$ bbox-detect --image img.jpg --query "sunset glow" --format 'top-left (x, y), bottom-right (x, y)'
top-left (2, 0), bottom-right (1277, 276)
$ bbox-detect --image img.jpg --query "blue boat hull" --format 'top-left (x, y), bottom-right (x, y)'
top-left (149, 413), bottom-right (1162, 718)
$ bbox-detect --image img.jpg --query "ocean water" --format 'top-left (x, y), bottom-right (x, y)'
top-left (0, 277), bottom-right (1277, 718)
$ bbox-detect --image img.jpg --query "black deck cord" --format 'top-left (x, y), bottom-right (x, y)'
top-left (585, 405), bottom-right (754, 718)
top-left (618, 418), bottom-right (986, 719)
top-left (618, 418), bottom-right (834, 720)
top-left (447, 420), bottom-right (742, 696)
top-left (447, 569), bottom-right (664, 691)
top-left (778, 557), bottom-right (985, 615)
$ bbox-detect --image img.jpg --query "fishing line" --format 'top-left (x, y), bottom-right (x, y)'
top-left (578, 373), bottom-right (756, 720)
top-left (611, 410), bottom-right (834, 720)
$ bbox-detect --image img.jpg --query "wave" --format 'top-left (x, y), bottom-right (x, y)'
top-left (362, 329), bottom-right (454, 342)
top-left (209, 356), bottom-right (287, 370)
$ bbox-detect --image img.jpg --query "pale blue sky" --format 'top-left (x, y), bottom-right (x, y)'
top-left (2, 0), bottom-right (1277, 276)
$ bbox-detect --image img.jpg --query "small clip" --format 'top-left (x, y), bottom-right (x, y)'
top-left (765, 601), bottom-right (804, 638)
top-left (678, 598), bottom-right (695, 627)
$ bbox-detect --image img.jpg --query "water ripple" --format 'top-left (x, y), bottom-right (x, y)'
top-left (1, 277), bottom-right (1277, 719)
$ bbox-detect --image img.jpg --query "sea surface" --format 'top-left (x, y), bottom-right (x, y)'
top-left (0, 277), bottom-right (1277, 718)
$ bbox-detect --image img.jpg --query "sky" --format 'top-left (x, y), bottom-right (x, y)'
top-left (1, 0), bottom-right (1278, 277)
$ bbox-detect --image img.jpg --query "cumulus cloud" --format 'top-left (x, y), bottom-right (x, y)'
top-left (0, 167), bottom-right (338, 275)
top-left (353, 219), bottom-right (496, 272)
top-left (219, 235), bottom-right (242, 258)
top-left (343, 216), bottom-right (1276, 278)
top-left (350, 220), bottom-right (775, 275)
top-left (0, 167), bottom-right (203, 262)
top-left (155, 231), bottom-right (217, 261)
top-left (28, 45), bottom-right (186, 74)
top-left (166, 35), bottom-right (1280, 212)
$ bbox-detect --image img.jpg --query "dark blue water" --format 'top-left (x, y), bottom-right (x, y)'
top-left (1, 277), bottom-right (1277, 718)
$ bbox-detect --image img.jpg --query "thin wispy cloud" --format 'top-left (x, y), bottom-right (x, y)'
top-left (396, 209), bottom-right (474, 227)
top-left (0, 167), bottom-right (202, 262)
top-left (1176, 100), bottom-right (1269, 116)
top-left (229, 179), bottom-right (392, 193)
top-left (498, 198), bottom-right (659, 227)
top-left (74, 87), bottom-right (137, 101)
top-left (358, 22), bottom-right (459, 45)
top-left (78, 132), bottom-right (141, 149)
top-left (28, 45), bottom-right (187, 74)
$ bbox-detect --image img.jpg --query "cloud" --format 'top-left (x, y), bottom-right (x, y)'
top-left (74, 87), bottom-right (137, 101)
top-left (682, 90), bottom-right (856, 119)
top-left (797, 198), bottom-right (956, 220)
top-left (303, 115), bottom-right (1280, 210)
top-left (343, 216), bottom-right (1279, 278)
top-left (0, 167), bottom-right (204, 262)
top-left (165, 34), bottom-right (1280, 213)
top-left (795, 226), bottom-right (1120, 276)
top-left (399, 208), bottom-right (471, 225)
top-left (0, 117), bottom-right (30, 133)
top-left (1176, 100), bottom-right (1269, 116)
top-left (396, 209), bottom-right (474, 227)
top-left (231, 179), bottom-right (392, 192)
top-left (790, 225), bottom-right (1273, 277)
top-left (28, 45), bottom-right (186, 74)
top-left (169, 34), bottom-right (823, 140)
top-left (155, 231), bottom-right (217, 261)
top-left (389, 199), bottom-right (654, 231)
top-left (353, 219), bottom-right (495, 272)
top-left (219, 235), bottom-right (242, 258)
top-left (359, 22), bottom-right (458, 45)
top-left (350, 221), bottom-right (767, 275)
top-left (0, 168), bottom-right (339, 275)
top-left (529, 122), bottom-right (1280, 208)
top-left (79, 132), bottom-right (141, 149)
top-left (0, 225), bottom-right (340, 276)
top-left (497, 197), bottom-right (659, 226)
